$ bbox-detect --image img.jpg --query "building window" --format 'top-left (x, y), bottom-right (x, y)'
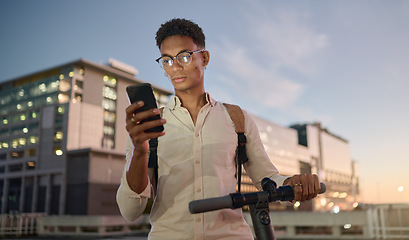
top-left (27, 148), bottom-right (37, 157)
top-left (2, 116), bottom-right (9, 125)
top-left (0, 129), bottom-right (8, 138)
top-left (11, 150), bottom-right (24, 159)
top-left (54, 146), bottom-right (63, 156)
top-left (104, 111), bottom-right (116, 123)
top-left (9, 164), bottom-right (23, 172)
top-left (101, 75), bottom-right (117, 149)
top-left (26, 161), bottom-right (36, 170)
top-left (74, 93), bottom-right (82, 103)
top-left (28, 135), bottom-right (39, 145)
top-left (0, 140), bottom-right (9, 149)
top-left (54, 131), bottom-right (63, 142)
top-left (102, 99), bottom-right (116, 111)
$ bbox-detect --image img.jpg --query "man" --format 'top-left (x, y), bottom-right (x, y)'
top-left (117, 18), bottom-right (321, 240)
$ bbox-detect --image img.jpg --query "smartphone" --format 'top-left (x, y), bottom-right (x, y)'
top-left (126, 83), bottom-right (164, 133)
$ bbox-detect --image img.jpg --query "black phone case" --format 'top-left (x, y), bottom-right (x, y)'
top-left (126, 83), bottom-right (164, 132)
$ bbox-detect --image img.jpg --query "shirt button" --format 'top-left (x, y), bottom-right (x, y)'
top-left (195, 160), bottom-right (200, 164)
top-left (197, 188), bottom-right (201, 193)
top-left (196, 217), bottom-right (201, 222)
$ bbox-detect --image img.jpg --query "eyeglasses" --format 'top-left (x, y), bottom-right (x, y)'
top-left (155, 49), bottom-right (205, 70)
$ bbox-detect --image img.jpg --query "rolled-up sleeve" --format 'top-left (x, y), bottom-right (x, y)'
top-left (116, 137), bottom-right (151, 222)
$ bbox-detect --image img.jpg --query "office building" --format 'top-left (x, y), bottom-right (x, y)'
top-left (0, 58), bottom-right (171, 215)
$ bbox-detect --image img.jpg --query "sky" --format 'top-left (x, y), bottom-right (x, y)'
top-left (1, 0), bottom-right (408, 204)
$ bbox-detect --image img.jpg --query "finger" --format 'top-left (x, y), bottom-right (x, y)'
top-left (299, 174), bottom-right (309, 201)
top-left (306, 175), bottom-right (317, 200)
top-left (130, 108), bottom-right (162, 127)
top-left (139, 118), bottom-right (166, 133)
top-left (125, 101), bottom-right (144, 120)
top-left (314, 174), bottom-right (320, 197)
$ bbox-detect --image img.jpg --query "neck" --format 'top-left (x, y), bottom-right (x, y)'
top-left (176, 91), bottom-right (207, 111)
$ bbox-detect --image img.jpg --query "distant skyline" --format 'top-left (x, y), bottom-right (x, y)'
top-left (1, 0), bottom-right (408, 203)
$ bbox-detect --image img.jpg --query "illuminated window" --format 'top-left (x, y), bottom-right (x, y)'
top-left (103, 75), bottom-right (117, 87)
top-left (59, 80), bottom-right (71, 92)
top-left (69, 71), bottom-right (74, 77)
top-left (29, 135), bottom-right (39, 145)
top-left (57, 106), bottom-right (65, 114)
top-left (1, 141), bottom-right (9, 149)
top-left (103, 86), bottom-right (117, 100)
top-left (26, 161), bottom-right (36, 170)
top-left (39, 83), bottom-right (47, 92)
top-left (103, 126), bottom-right (115, 135)
top-left (102, 99), bottom-right (116, 111)
top-left (54, 146), bottom-right (63, 156)
top-left (30, 110), bottom-right (39, 119)
top-left (54, 131), bottom-right (63, 142)
top-left (59, 74), bottom-right (64, 80)
top-left (11, 150), bottom-right (24, 159)
top-left (2, 117), bottom-right (8, 125)
top-left (104, 111), bottom-right (116, 123)
top-left (58, 94), bottom-right (69, 104)
top-left (102, 137), bottom-right (115, 149)
top-left (18, 89), bottom-right (24, 97)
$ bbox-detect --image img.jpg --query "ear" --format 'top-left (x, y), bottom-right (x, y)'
top-left (202, 50), bottom-right (210, 67)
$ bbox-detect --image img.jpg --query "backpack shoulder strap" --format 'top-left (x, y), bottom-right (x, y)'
top-left (223, 103), bottom-right (249, 192)
top-left (223, 103), bottom-right (245, 133)
top-left (148, 107), bottom-right (164, 197)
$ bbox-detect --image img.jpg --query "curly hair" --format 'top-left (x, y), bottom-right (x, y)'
top-left (155, 18), bottom-right (205, 49)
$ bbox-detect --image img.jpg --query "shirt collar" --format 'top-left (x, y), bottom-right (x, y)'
top-left (167, 92), bottom-right (215, 110)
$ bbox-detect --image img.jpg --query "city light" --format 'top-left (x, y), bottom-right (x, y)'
top-left (344, 223), bottom-right (352, 229)
top-left (55, 149), bottom-right (63, 156)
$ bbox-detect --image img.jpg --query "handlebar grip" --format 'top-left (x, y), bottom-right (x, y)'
top-left (319, 182), bottom-right (326, 194)
top-left (189, 195), bottom-right (233, 214)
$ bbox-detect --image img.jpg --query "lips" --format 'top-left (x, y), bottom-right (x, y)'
top-left (172, 76), bottom-right (186, 83)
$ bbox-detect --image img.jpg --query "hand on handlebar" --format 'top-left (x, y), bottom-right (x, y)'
top-left (283, 174), bottom-right (321, 202)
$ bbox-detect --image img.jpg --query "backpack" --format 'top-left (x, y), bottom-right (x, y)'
top-left (148, 103), bottom-right (248, 195)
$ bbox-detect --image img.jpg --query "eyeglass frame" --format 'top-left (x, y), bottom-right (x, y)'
top-left (155, 49), bottom-right (205, 69)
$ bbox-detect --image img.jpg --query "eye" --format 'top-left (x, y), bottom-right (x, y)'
top-left (178, 52), bottom-right (191, 63)
top-left (162, 57), bottom-right (173, 66)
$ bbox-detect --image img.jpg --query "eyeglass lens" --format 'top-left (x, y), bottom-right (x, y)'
top-left (161, 52), bottom-right (191, 69)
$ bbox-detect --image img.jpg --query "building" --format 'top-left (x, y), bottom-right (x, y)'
top-left (289, 122), bottom-right (360, 212)
top-left (240, 117), bottom-right (360, 212)
top-left (0, 58), bottom-right (171, 215)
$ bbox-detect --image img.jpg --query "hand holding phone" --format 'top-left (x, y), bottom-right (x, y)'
top-left (126, 83), bottom-right (164, 133)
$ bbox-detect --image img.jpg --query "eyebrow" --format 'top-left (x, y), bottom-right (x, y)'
top-left (161, 49), bottom-right (191, 58)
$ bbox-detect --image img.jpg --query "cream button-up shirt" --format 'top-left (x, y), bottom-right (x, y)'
top-left (117, 94), bottom-right (288, 240)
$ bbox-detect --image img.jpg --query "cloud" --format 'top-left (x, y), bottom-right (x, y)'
top-left (212, 39), bottom-right (303, 110)
top-left (248, 9), bottom-right (329, 75)
top-left (209, 5), bottom-right (329, 115)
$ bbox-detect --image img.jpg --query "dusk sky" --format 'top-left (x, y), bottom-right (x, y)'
top-left (1, 0), bottom-right (408, 203)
